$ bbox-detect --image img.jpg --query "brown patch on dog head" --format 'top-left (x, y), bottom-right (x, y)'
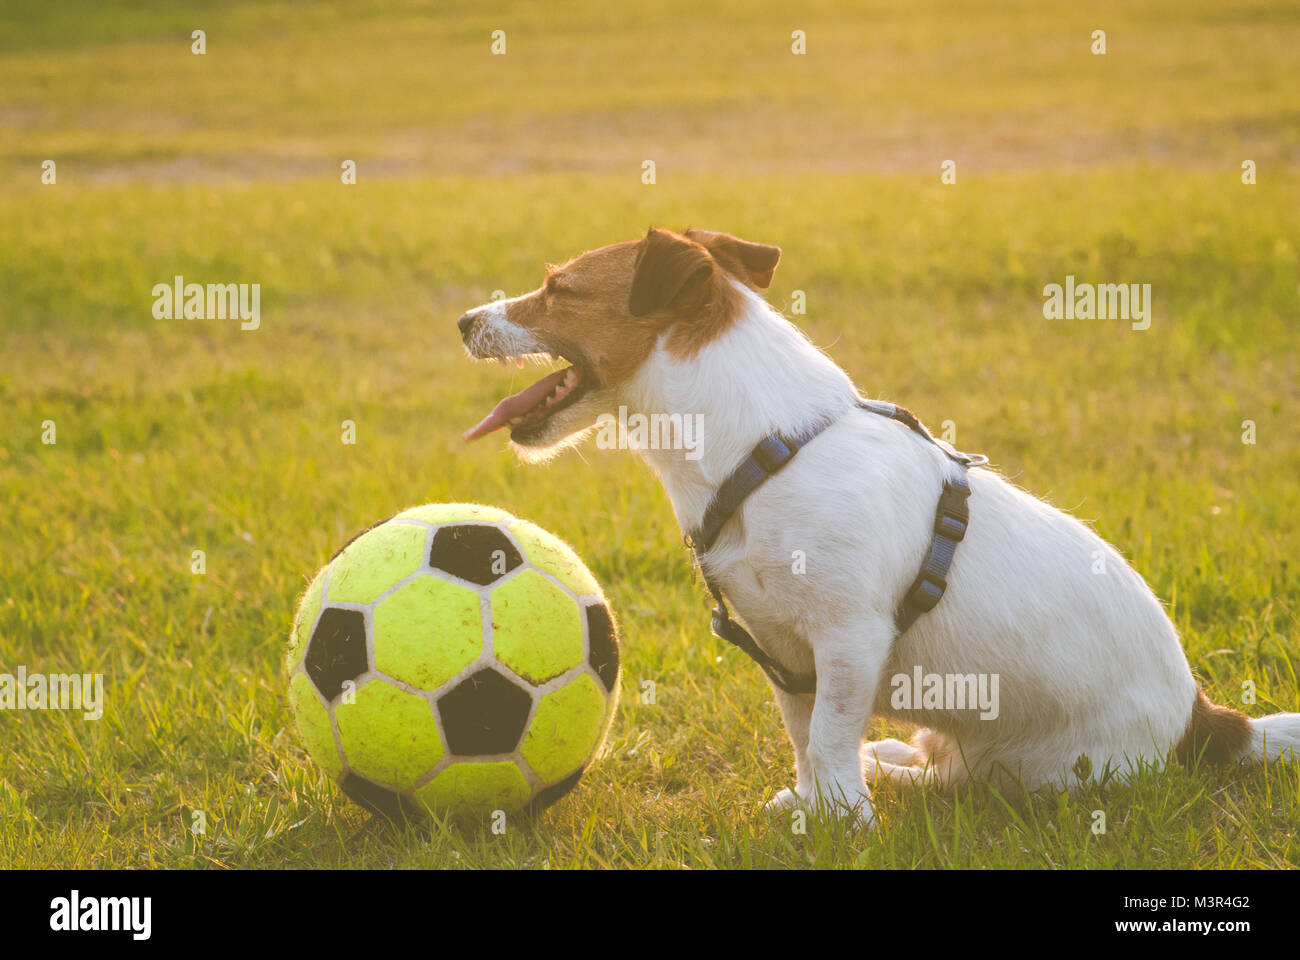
top-left (496, 238), bottom-right (662, 388)
top-left (487, 228), bottom-right (757, 391)
top-left (1176, 686), bottom-right (1252, 765)
top-left (628, 228), bottom-right (714, 316)
top-left (685, 229), bottom-right (781, 289)
top-left (628, 227), bottom-right (746, 358)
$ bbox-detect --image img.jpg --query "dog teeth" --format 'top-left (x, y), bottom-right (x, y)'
top-left (507, 417), bottom-right (522, 426)
top-left (563, 369), bottom-right (577, 387)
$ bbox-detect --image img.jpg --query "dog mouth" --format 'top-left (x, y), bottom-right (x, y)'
top-left (463, 358), bottom-right (590, 443)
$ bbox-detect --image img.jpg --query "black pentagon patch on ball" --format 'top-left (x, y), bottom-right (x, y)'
top-left (305, 607), bottom-right (369, 702)
top-left (340, 772), bottom-right (418, 821)
top-left (428, 524), bottom-right (522, 586)
top-left (437, 668), bottom-right (532, 755)
top-left (585, 602), bottom-right (620, 692)
top-left (529, 767), bottom-right (585, 814)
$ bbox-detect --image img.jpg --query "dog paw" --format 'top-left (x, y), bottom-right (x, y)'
top-left (806, 783), bottom-right (876, 830)
top-left (861, 737), bottom-right (921, 767)
top-left (764, 787), bottom-right (804, 812)
top-left (824, 792), bottom-right (876, 830)
top-left (767, 785), bottom-right (876, 829)
top-left (848, 799), bottom-right (877, 831)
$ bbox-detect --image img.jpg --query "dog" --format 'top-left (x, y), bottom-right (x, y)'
top-left (456, 226), bottom-right (1300, 827)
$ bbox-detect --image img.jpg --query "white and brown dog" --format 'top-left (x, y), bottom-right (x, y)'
top-left (457, 227), bottom-right (1300, 827)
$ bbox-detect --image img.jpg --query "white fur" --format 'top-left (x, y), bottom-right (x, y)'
top-left (462, 294), bottom-right (550, 362)
top-left (464, 278), bottom-right (1300, 827)
top-left (617, 282), bottom-right (1298, 825)
top-left (1250, 713), bottom-right (1300, 761)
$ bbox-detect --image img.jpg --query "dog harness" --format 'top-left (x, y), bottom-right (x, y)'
top-left (685, 398), bottom-right (987, 695)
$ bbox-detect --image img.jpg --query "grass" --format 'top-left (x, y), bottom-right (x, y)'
top-left (0, 0), bottom-right (1297, 868)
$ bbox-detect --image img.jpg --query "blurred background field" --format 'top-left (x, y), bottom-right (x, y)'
top-left (0, 1), bottom-right (1297, 868)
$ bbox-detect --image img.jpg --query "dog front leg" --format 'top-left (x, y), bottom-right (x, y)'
top-left (804, 619), bottom-right (893, 829)
top-left (764, 686), bottom-right (814, 811)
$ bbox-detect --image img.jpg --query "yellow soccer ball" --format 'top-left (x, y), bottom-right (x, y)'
top-left (286, 503), bottom-right (620, 818)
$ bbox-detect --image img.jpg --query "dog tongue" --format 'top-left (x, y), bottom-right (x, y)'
top-left (463, 366), bottom-right (572, 442)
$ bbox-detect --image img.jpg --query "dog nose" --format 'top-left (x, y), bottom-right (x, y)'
top-left (457, 312), bottom-right (476, 339)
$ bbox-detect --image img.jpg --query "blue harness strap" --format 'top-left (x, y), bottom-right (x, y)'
top-left (688, 398), bottom-right (986, 695)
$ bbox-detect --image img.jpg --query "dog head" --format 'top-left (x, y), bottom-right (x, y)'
top-left (458, 227), bottom-right (780, 460)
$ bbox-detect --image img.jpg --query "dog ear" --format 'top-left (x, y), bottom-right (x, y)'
top-left (628, 228), bottom-right (715, 317)
top-left (684, 229), bottom-right (781, 289)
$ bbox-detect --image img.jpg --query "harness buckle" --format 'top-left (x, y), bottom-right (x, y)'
top-left (905, 571), bottom-right (946, 613)
top-left (751, 434), bottom-right (795, 473)
top-left (934, 514), bottom-right (968, 541)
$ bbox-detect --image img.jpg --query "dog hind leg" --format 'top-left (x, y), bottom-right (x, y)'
top-left (861, 737), bottom-right (922, 767)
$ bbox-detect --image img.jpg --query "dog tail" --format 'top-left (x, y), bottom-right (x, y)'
top-left (1176, 686), bottom-right (1300, 765)
top-left (1246, 712), bottom-right (1300, 762)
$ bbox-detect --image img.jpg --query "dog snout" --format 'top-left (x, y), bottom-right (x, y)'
top-left (457, 311), bottom-right (477, 341)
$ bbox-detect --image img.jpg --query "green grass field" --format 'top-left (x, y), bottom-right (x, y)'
top-left (1, 1), bottom-right (1298, 868)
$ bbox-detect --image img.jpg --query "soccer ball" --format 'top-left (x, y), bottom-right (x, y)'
top-left (286, 503), bottom-right (620, 818)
